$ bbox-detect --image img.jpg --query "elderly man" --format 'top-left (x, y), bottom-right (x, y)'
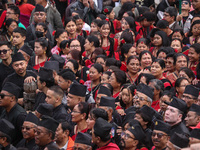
top-left (185, 104), bottom-right (200, 128)
top-left (74, 132), bottom-right (92, 150)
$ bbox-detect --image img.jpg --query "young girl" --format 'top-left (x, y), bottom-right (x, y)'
top-left (90, 19), bottom-right (100, 33)
top-left (73, 15), bottom-right (89, 38)
top-left (187, 20), bottom-right (200, 45)
top-left (136, 38), bottom-right (150, 55)
top-left (103, 6), bottom-right (115, 34)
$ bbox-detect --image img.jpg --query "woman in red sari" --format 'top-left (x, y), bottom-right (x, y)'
top-left (30, 37), bottom-right (51, 71)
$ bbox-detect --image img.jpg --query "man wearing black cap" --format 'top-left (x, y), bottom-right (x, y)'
top-left (92, 118), bottom-right (120, 150)
top-left (34, 67), bottom-right (54, 110)
top-left (182, 85), bottom-right (199, 108)
top-left (16, 112), bottom-right (39, 149)
top-left (35, 103), bottom-right (53, 118)
top-left (3, 52), bottom-right (37, 98)
top-left (74, 132), bottom-right (92, 150)
top-left (133, 83), bottom-right (154, 109)
top-left (151, 120), bottom-right (171, 150)
top-left (0, 82), bottom-right (27, 146)
top-left (185, 104), bottom-right (200, 128)
top-left (67, 81), bottom-right (87, 110)
top-left (33, 116), bottom-right (59, 150)
top-left (18, 44), bottom-right (33, 63)
top-left (96, 85), bottom-right (112, 107)
top-left (0, 119), bottom-right (16, 150)
top-left (164, 97), bottom-right (190, 136)
top-left (45, 85), bottom-right (70, 122)
top-left (0, 41), bottom-right (14, 90)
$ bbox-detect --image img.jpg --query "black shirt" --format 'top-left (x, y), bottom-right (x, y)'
top-left (16, 138), bottom-right (36, 150)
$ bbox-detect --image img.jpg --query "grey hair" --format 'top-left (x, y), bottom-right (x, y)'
top-left (149, 79), bottom-right (164, 97)
top-left (147, 96), bottom-right (152, 104)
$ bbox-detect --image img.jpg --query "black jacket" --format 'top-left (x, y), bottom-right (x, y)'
top-left (16, 138), bottom-right (36, 150)
top-left (53, 104), bottom-right (71, 122)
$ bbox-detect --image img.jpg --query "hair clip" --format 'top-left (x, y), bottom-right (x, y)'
top-left (104, 8), bottom-right (109, 13)
top-left (121, 39), bottom-right (126, 44)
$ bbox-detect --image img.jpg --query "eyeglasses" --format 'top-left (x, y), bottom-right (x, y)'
top-left (182, 1), bottom-right (189, 5)
top-left (22, 126), bottom-right (35, 131)
top-left (70, 45), bottom-right (80, 48)
top-left (0, 49), bottom-right (9, 54)
top-left (134, 95), bottom-right (147, 101)
top-left (152, 132), bottom-right (167, 138)
top-left (0, 93), bottom-right (13, 99)
top-left (121, 132), bottom-right (135, 140)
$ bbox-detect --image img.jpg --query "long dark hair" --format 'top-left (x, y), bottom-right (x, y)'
top-left (35, 37), bottom-right (52, 58)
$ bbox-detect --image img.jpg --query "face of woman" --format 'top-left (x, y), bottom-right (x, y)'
top-left (109, 72), bottom-right (120, 89)
top-left (86, 114), bottom-right (95, 130)
top-left (64, 61), bottom-right (75, 73)
top-left (101, 73), bottom-right (109, 84)
top-left (100, 24), bottom-right (110, 37)
top-left (56, 32), bottom-right (68, 46)
top-left (188, 47), bottom-right (199, 62)
top-left (157, 52), bottom-right (167, 62)
top-left (91, 23), bottom-right (98, 33)
top-left (7, 21), bottom-right (18, 34)
top-left (34, 42), bottom-right (45, 56)
top-left (153, 34), bottom-right (162, 46)
top-left (192, 23), bottom-right (200, 36)
top-left (166, 57), bottom-right (175, 72)
top-left (109, 10), bottom-right (115, 20)
top-left (160, 95), bottom-right (171, 111)
top-left (176, 79), bottom-right (190, 95)
top-left (171, 40), bottom-right (182, 53)
top-left (127, 47), bottom-right (137, 58)
top-left (121, 18), bottom-right (129, 31)
top-left (141, 53), bottom-right (152, 68)
top-left (179, 71), bottom-right (191, 82)
top-left (89, 66), bottom-right (101, 82)
top-left (151, 62), bottom-right (163, 78)
top-left (76, 19), bottom-right (83, 31)
top-left (71, 104), bottom-right (84, 123)
top-left (122, 88), bottom-right (132, 105)
top-left (127, 58), bottom-right (140, 74)
top-left (36, 25), bottom-right (45, 32)
top-left (84, 39), bottom-right (92, 51)
top-left (96, 57), bottom-right (105, 70)
top-left (172, 32), bottom-right (183, 41)
top-left (136, 42), bottom-right (149, 55)
top-left (65, 21), bottom-right (77, 35)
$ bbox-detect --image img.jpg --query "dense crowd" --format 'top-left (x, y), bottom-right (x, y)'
top-left (1, 0), bottom-right (200, 149)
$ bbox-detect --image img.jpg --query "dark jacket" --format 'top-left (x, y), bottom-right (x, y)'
top-left (170, 121), bottom-right (190, 137)
top-left (16, 138), bottom-right (36, 150)
top-left (53, 104), bottom-right (71, 122)
top-left (32, 141), bottom-right (57, 150)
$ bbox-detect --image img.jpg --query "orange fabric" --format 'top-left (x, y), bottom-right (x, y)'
top-left (66, 137), bottom-right (74, 150)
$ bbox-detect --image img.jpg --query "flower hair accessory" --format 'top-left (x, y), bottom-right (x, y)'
top-left (105, 18), bottom-right (109, 22)
top-left (121, 39), bottom-right (126, 44)
top-left (140, 14), bottom-right (143, 17)
top-left (52, 30), bottom-right (56, 36)
top-left (104, 8), bottom-right (109, 13)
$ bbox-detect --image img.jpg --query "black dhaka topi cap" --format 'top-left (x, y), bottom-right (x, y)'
top-left (12, 52), bottom-right (25, 63)
top-left (0, 119), bottom-right (15, 140)
top-left (128, 124), bottom-right (145, 141)
top-left (169, 97), bottom-right (187, 113)
top-left (170, 132), bottom-right (189, 148)
top-left (139, 105), bottom-right (155, 122)
top-left (36, 103), bottom-right (53, 117)
top-left (44, 61), bottom-right (59, 73)
top-left (25, 112), bottom-right (39, 125)
top-left (38, 116), bottom-right (59, 132)
top-left (189, 104), bottom-right (200, 114)
top-left (154, 119), bottom-right (171, 135)
top-left (2, 82), bottom-right (21, 98)
top-left (184, 85), bottom-right (199, 98)
top-left (190, 129), bottom-right (200, 140)
top-left (69, 80), bottom-right (87, 97)
top-left (98, 86), bottom-right (112, 97)
top-left (35, 4), bottom-right (45, 12)
top-left (50, 54), bottom-right (65, 69)
top-left (156, 20), bottom-right (169, 29)
top-left (136, 83), bottom-right (154, 100)
top-left (39, 67), bottom-right (54, 81)
top-left (99, 96), bottom-right (115, 110)
top-left (19, 44), bottom-right (33, 56)
top-left (75, 132), bottom-right (92, 146)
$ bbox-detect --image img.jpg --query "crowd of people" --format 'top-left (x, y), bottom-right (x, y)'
top-left (1, 0), bottom-right (200, 149)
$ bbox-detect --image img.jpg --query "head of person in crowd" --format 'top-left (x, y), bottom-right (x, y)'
top-left (67, 81), bottom-right (87, 110)
top-left (95, 55), bottom-right (106, 71)
top-left (22, 112), bottom-right (39, 142)
top-left (156, 20), bottom-right (171, 36)
top-left (69, 39), bottom-right (82, 52)
top-left (35, 23), bottom-right (48, 39)
top-left (192, 0), bottom-right (200, 13)
top-left (188, 20), bottom-right (200, 38)
top-left (188, 43), bottom-right (200, 64)
top-left (185, 104), bottom-right (200, 128)
top-left (99, 20), bottom-right (110, 38)
top-left (138, 73), bottom-right (155, 85)
top-left (136, 38), bottom-right (150, 55)
top-left (182, 85), bottom-right (199, 108)
top-left (170, 39), bottom-right (183, 53)
top-left (105, 58), bottom-right (121, 70)
top-left (178, 67), bottom-right (195, 83)
top-left (165, 53), bottom-right (176, 73)
top-left (126, 56), bottom-right (140, 78)
top-left (175, 77), bottom-right (190, 99)
top-left (0, 119), bottom-right (15, 148)
top-left (12, 27), bottom-right (26, 49)
top-left (101, 71), bottom-right (111, 84)
top-left (74, 132), bottom-right (92, 150)
top-left (96, 85), bottom-right (112, 107)
top-left (173, 53), bottom-right (188, 73)
top-left (163, 6), bottom-right (178, 25)
top-left (189, 129), bottom-right (200, 145)
top-left (191, 15), bottom-right (200, 24)
top-left (171, 29), bottom-right (185, 41)
top-left (66, 50), bottom-right (81, 65)
top-left (90, 48), bottom-right (106, 63)
top-left (33, 4), bottom-right (46, 24)
top-left (84, 35), bottom-right (100, 56)
top-left (89, 63), bottom-right (103, 84)
top-left (153, 31), bottom-right (170, 52)
top-left (35, 103), bottom-right (54, 118)
top-left (90, 19), bottom-right (100, 33)
top-left (121, 43), bottom-right (136, 62)
top-left (133, 83), bottom-right (154, 109)
top-left (120, 16), bottom-right (136, 32)
top-left (149, 79), bottom-right (164, 100)
top-left (181, 0), bottom-right (191, 11)
top-left (12, 52), bottom-right (28, 77)
top-left (73, 15), bottom-right (84, 34)
top-left (139, 50), bottom-right (153, 69)
top-left (167, 132), bottom-right (189, 149)
top-left (6, 5), bottom-right (20, 21)
top-left (159, 91), bottom-right (173, 113)
top-left (64, 17), bottom-right (77, 39)
top-left (152, 120), bottom-right (171, 150)
top-left (60, 40), bottom-right (70, 56)
top-left (18, 44), bottom-right (33, 62)
top-left (122, 11), bottom-right (135, 19)
top-left (35, 116), bottom-right (59, 147)
top-left (120, 29), bottom-right (135, 47)
top-left (156, 47), bottom-right (169, 63)
top-left (58, 69), bottom-right (76, 92)
top-left (109, 67), bottom-right (126, 95)
top-left (34, 37), bottom-right (52, 58)
top-left (54, 29), bottom-right (68, 48)
top-left (64, 59), bottom-right (79, 74)
top-left (1, 18), bottom-right (18, 36)
top-left (55, 121), bottom-right (73, 149)
top-left (118, 1), bottom-right (135, 20)
top-left (103, 6), bottom-right (115, 20)
top-left (137, 11), bottom-right (156, 28)
top-left (0, 41), bottom-right (12, 63)
top-left (86, 108), bottom-right (108, 130)
top-left (150, 59), bottom-right (165, 79)
top-left (165, 97), bottom-right (187, 126)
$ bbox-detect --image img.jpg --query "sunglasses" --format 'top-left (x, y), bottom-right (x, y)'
top-left (0, 49), bottom-right (9, 54)
top-left (21, 126), bottom-right (35, 131)
top-left (0, 93), bottom-right (13, 99)
top-left (182, 1), bottom-right (189, 4)
top-left (152, 132), bottom-right (167, 138)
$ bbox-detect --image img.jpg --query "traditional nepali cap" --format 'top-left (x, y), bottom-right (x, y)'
top-left (128, 124), bottom-right (145, 141)
top-left (50, 54), bottom-right (65, 69)
top-left (190, 129), bottom-right (200, 140)
top-left (156, 20), bottom-right (169, 29)
top-left (170, 132), bottom-right (189, 148)
top-left (0, 119), bottom-right (15, 140)
top-left (75, 132), bottom-right (92, 146)
top-left (94, 118), bottom-right (112, 139)
top-left (189, 104), bottom-right (200, 114)
top-left (169, 97), bottom-right (187, 113)
top-left (12, 52), bottom-right (25, 63)
top-left (139, 105), bottom-right (155, 121)
top-left (184, 85), bottom-right (199, 98)
top-left (99, 96), bottom-right (115, 110)
top-left (25, 112), bottom-right (39, 125)
top-left (136, 83), bottom-right (154, 100)
top-left (122, 112), bottom-right (135, 127)
top-left (125, 106), bottom-right (137, 114)
top-left (154, 119), bottom-right (171, 134)
top-left (36, 103), bottom-right (53, 117)
top-left (35, 4), bottom-right (45, 12)
top-left (38, 116), bottom-right (59, 132)
top-left (2, 82), bottom-right (21, 98)
top-left (59, 70), bottom-right (76, 81)
top-left (19, 44), bottom-right (33, 56)
top-left (39, 67), bottom-right (54, 81)
top-left (69, 80), bottom-right (87, 97)
top-left (44, 61), bottom-right (59, 73)
top-left (98, 86), bottom-right (112, 97)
